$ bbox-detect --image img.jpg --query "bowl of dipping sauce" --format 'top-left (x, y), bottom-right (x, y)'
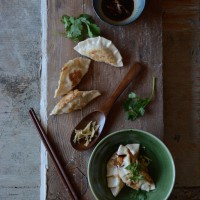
top-left (93, 0), bottom-right (146, 26)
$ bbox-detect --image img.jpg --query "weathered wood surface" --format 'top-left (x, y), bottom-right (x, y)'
top-left (1, 0), bottom-right (200, 199)
top-left (170, 187), bottom-right (200, 200)
top-left (163, 0), bottom-right (200, 189)
top-left (44, 0), bottom-right (163, 199)
top-left (0, 0), bottom-right (41, 199)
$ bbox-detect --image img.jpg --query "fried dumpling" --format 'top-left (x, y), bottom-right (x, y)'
top-left (107, 153), bottom-right (119, 177)
top-left (107, 153), bottom-right (125, 197)
top-left (54, 57), bottom-right (91, 98)
top-left (117, 144), bottom-right (155, 192)
top-left (110, 181), bottom-right (124, 197)
top-left (50, 89), bottom-right (101, 115)
top-left (74, 36), bottom-right (123, 67)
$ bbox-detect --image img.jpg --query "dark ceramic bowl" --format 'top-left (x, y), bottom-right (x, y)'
top-left (93, 0), bottom-right (146, 26)
top-left (88, 129), bottom-right (175, 200)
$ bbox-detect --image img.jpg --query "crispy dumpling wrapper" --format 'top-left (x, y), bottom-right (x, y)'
top-left (50, 89), bottom-right (101, 115)
top-left (74, 36), bottom-right (123, 67)
top-left (107, 153), bottom-right (119, 177)
top-left (107, 176), bottom-right (122, 188)
top-left (107, 153), bottom-right (125, 197)
top-left (54, 57), bottom-right (91, 98)
top-left (107, 144), bottom-right (155, 197)
top-left (110, 181), bottom-right (124, 197)
top-left (126, 144), bottom-right (140, 156)
top-left (117, 145), bottom-right (155, 192)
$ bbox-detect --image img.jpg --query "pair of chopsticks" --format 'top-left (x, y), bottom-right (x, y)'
top-left (29, 108), bottom-right (78, 200)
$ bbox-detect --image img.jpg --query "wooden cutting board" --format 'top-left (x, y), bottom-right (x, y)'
top-left (42, 0), bottom-right (162, 199)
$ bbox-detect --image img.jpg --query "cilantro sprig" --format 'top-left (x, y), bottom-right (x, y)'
top-left (131, 190), bottom-right (147, 200)
top-left (61, 14), bottom-right (100, 42)
top-left (124, 77), bottom-right (156, 121)
top-left (125, 161), bottom-right (143, 182)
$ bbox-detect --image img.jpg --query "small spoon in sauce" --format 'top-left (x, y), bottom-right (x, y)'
top-left (70, 63), bottom-right (142, 151)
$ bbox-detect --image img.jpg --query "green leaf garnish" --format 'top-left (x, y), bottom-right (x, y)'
top-left (134, 190), bottom-right (147, 200)
top-left (129, 189), bottom-right (148, 200)
top-left (125, 161), bottom-right (143, 182)
top-left (124, 77), bottom-right (156, 121)
top-left (61, 14), bottom-right (100, 42)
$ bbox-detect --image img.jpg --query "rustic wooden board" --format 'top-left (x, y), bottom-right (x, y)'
top-left (44, 0), bottom-right (162, 199)
top-left (163, 0), bottom-right (200, 188)
top-left (170, 187), bottom-right (200, 200)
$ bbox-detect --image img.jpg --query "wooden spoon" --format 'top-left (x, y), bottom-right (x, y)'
top-left (70, 63), bottom-right (142, 151)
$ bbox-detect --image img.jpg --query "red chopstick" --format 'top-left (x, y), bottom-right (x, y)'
top-left (29, 108), bottom-right (78, 200)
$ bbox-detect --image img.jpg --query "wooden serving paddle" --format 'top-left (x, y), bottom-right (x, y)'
top-left (70, 63), bottom-right (142, 151)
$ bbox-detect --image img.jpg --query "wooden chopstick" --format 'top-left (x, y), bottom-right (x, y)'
top-left (29, 108), bottom-right (79, 200)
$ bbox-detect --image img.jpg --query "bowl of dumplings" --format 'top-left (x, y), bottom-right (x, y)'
top-left (88, 129), bottom-right (175, 200)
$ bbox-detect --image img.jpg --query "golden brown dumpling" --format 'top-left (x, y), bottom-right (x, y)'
top-left (50, 89), bottom-right (101, 115)
top-left (54, 57), bottom-right (91, 98)
top-left (107, 153), bottom-right (125, 197)
top-left (74, 37), bottom-right (123, 67)
top-left (117, 145), bottom-right (155, 192)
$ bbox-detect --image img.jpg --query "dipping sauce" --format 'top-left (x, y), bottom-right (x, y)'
top-left (101, 0), bottom-right (134, 21)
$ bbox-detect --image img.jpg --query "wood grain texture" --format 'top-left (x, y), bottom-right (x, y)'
top-left (169, 187), bottom-right (200, 200)
top-left (44, 0), bottom-right (163, 199)
top-left (163, 0), bottom-right (200, 187)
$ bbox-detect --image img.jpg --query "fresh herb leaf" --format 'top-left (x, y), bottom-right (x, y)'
top-left (69, 16), bottom-right (76, 24)
top-left (85, 23), bottom-right (93, 38)
top-left (87, 23), bottom-right (100, 36)
top-left (79, 14), bottom-right (94, 23)
top-left (135, 190), bottom-right (147, 200)
top-left (61, 14), bottom-right (100, 42)
top-left (124, 77), bottom-right (156, 121)
top-left (61, 15), bottom-right (71, 30)
top-left (125, 161), bottom-right (143, 182)
top-left (128, 92), bottom-right (137, 99)
top-left (130, 189), bottom-right (147, 200)
top-left (70, 18), bottom-right (83, 41)
top-left (80, 16), bottom-right (100, 38)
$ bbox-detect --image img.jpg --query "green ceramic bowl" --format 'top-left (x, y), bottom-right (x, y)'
top-left (88, 129), bottom-right (175, 200)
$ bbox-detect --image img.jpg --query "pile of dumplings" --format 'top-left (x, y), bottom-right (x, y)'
top-left (51, 36), bottom-right (123, 115)
top-left (107, 144), bottom-right (155, 197)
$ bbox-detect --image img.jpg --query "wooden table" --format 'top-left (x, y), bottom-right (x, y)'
top-left (41, 0), bottom-right (200, 199)
top-left (163, 0), bottom-right (200, 198)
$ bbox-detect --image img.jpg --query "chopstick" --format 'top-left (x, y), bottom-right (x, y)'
top-left (29, 108), bottom-right (78, 200)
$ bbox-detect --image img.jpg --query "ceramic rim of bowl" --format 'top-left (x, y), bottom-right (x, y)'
top-left (93, 0), bottom-right (146, 26)
top-left (87, 128), bottom-right (176, 200)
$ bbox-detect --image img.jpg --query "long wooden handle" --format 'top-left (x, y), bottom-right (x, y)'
top-left (100, 63), bottom-right (142, 116)
top-left (29, 108), bottom-right (79, 200)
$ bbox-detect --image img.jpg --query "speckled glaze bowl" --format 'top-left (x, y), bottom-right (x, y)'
top-left (93, 0), bottom-right (146, 25)
top-left (88, 129), bottom-right (175, 200)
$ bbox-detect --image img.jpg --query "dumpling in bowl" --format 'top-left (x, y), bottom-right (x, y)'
top-left (54, 57), bottom-right (91, 98)
top-left (107, 153), bottom-right (125, 197)
top-left (50, 89), bottom-right (101, 115)
top-left (117, 144), bottom-right (155, 192)
top-left (74, 36), bottom-right (123, 67)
